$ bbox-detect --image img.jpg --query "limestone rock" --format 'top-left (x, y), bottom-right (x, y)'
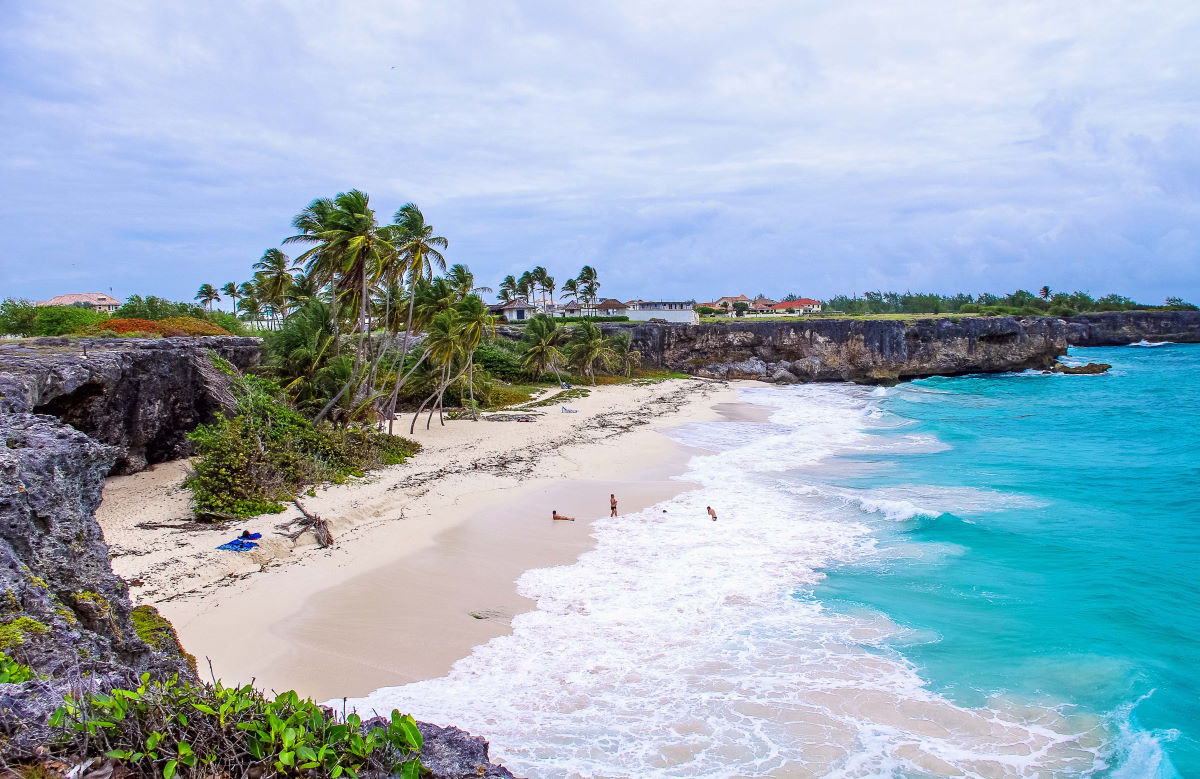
top-left (1053, 362), bottom-right (1112, 375)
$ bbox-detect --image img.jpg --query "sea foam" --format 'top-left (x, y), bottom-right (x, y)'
top-left (339, 384), bottom-right (1121, 777)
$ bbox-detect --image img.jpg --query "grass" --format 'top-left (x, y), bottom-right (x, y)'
top-left (519, 387), bottom-right (591, 408)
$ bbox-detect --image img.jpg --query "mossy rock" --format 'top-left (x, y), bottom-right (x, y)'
top-left (0, 616), bottom-right (49, 650)
top-left (131, 605), bottom-right (198, 674)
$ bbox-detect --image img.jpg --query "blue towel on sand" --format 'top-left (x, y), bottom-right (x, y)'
top-left (217, 538), bottom-right (259, 552)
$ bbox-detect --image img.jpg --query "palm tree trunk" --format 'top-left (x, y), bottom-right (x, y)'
top-left (427, 363), bottom-right (449, 430)
top-left (387, 281), bottom-right (419, 434)
top-left (468, 356), bottom-right (478, 420)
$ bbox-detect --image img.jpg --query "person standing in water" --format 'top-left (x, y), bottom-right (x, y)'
top-left (707, 506), bottom-right (718, 521)
top-left (610, 493), bottom-right (618, 516)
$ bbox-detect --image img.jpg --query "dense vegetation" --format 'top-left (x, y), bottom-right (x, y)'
top-left (186, 358), bottom-right (419, 518)
top-left (0, 296), bottom-right (245, 337)
top-left (823, 289), bottom-right (1197, 317)
top-left (50, 675), bottom-right (422, 778)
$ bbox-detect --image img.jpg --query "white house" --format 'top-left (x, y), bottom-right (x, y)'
top-left (488, 298), bottom-right (539, 322)
top-left (624, 300), bottom-right (699, 324)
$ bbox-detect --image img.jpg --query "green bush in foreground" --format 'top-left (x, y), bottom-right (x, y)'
top-left (51, 675), bottom-right (422, 779)
top-left (0, 650), bottom-right (35, 683)
top-left (185, 358), bottom-right (420, 519)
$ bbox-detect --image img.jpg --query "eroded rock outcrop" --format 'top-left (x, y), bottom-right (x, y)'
top-left (0, 336), bottom-right (260, 474)
top-left (0, 412), bottom-right (193, 756)
top-left (611, 316), bottom-right (1067, 383)
top-left (1064, 310), bottom-right (1200, 346)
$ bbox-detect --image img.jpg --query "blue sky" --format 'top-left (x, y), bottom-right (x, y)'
top-left (2, 1), bottom-right (1199, 307)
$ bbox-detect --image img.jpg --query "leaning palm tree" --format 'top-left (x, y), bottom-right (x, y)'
top-left (520, 314), bottom-right (566, 379)
top-left (194, 283), bottom-right (220, 312)
top-left (1039, 286), bottom-right (1051, 300)
top-left (561, 278), bottom-right (579, 307)
top-left (220, 282), bottom-right (239, 314)
top-left (456, 294), bottom-right (496, 419)
top-left (530, 266), bottom-right (548, 307)
top-left (498, 275), bottom-right (518, 303)
top-left (542, 274), bottom-right (556, 310)
top-left (576, 265), bottom-right (600, 309)
top-left (253, 248), bottom-right (298, 320)
top-left (410, 309), bottom-right (466, 433)
top-left (610, 332), bottom-right (642, 378)
top-left (385, 203), bottom-right (447, 433)
top-left (517, 271), bottom-right (535, 302)
top-left (284, 190), bottom-right (397, 423)
top-left (566, 320), bottom-right (617, 384)
top-left (447, 263), bottom-right (493, 299)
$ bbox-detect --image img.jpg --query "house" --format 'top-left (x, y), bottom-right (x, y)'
top-left (711, 295), bottom-right (751, 310)
top-left (624, 300), bottom-right (699, 324)
top-left (37, 293), bottom-right (122, 313)
top-left (560, 300), bottom-right (591, 317)
top-left (594, 298), bottom-right (629, 317)
top-left (488, 298), bottom-right (538, 322)
top-left (770, 298), bottom-right (823, 315)
top-left (751, 297), bottom-right (777, 312)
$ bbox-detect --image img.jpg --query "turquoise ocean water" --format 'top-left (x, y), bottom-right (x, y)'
top-left (818, 343), bottom-right (1200, 776)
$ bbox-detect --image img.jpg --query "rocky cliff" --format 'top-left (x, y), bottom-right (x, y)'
top-left (1064, 310), bottom-right (1200, 346)
top-left (0, 336), bottom-right (261, 474)
top-left (609, 315), bottom-right (1067, 383)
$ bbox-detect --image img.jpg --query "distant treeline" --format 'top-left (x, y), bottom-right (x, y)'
top-left (824, 290), bottom-right (1197, 317)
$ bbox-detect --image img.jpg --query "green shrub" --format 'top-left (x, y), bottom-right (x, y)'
top-left (206, 311), bottom-right (249, 336)
top-left (51, 676), bottom-right (423, 779)
top-left (474, 341), bottom-right (525, 381)
top-left (185, 358), bottom-right (420, 519)
top-left (0, 650), bottom-right (34, 683)
top-left (0, 298), bottom-right (37, 336)
top-left (32, 305), bottom-right (107, 336)
top-left (958, 303), bottom-right (981, 314)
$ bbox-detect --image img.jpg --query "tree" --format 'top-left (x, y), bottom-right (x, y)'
top-left (409, 310), bottom-right (465, 433)
top-left (253, 249), bottom-right (298, 320)
top-left (733, 301), bottom-right (750, 317)
top-left (498, 275), bottom-right (518, 303)
top-left (385, 203), bottom-right (448, 433)
top-left (456, 294), bottom-right (496, 419)
top-left (560, 278), bottom-right (579, 305)
top-left (576, 266), bottom-right (600, 307)
top-left (566, 320), bottom-right (617, 384)
top-left (195, 284), bottom-right (220, 312)
top-left (0, 298), bottom-right (37, 336)
top-left (1039, 286), bottom-right (1051, 300)
top-left (610, 332), bottom-right (642, 378)
top-left (221, 282), bottom-right (239, 314)
top-left (447, 264), bottom-right (493, 299)
top-left (517, 271), bottom-right (535, 301)
top-left (520, 314), bottom-right (566, 378)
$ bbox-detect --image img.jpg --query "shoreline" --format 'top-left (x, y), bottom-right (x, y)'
top-left (97, 378), bottom-right (754, 699)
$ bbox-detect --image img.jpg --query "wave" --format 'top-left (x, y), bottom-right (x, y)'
top-left (1129, 340), bottom-right (1174, 348)
top-left (337, 383), bottom-right (1133, 777)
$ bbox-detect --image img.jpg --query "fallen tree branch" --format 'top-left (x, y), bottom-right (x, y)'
top-left (274, 499), bottom-right (334, 548)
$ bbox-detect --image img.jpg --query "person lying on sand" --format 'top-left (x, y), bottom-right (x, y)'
top-left (610, 493), bottom-right (618, 517)
top-left (552, 510), bottom-right (575, 521)
top-left (707, 506), bottom-right (718, 522)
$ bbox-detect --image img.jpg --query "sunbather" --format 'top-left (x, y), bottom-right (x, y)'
top-left (552, 510), bottom-right (575, 521)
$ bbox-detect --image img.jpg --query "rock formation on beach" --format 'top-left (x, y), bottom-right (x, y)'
top-left (611, 315), bottom-right (1068, 383)
top-left (0, 336), bottom-right (261, 474)
top-left (0, 336), bottom-right (517, 778)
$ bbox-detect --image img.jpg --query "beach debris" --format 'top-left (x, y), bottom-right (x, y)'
top-left (276, 498), bottom-right (334, 547)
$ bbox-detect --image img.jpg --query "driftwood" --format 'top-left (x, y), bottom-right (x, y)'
top-left (275, 499), bottom-right (334, 548)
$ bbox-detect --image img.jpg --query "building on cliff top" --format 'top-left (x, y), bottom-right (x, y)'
top-left (38, 293), bottom-right (122, 313)
top-left (771, 298), bottom-right (823, 314)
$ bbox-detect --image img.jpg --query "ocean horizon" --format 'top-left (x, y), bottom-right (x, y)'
top-left (345, 342), bottom-right (1197, 777)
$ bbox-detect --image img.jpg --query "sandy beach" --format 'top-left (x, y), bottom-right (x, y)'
top-left (97, 377), bottom-right (753, 699)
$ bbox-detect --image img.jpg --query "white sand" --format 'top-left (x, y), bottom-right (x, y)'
top-left (97, 378), bottom-right (753, 699)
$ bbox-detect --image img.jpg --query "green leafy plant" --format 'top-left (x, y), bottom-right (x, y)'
top-left (50, 675), bottom-right (423, 779)
top-left (0, 650), bottom-right (35, 683)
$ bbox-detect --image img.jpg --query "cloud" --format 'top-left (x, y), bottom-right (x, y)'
top-left (1, 0), bottom-right (1198, 304)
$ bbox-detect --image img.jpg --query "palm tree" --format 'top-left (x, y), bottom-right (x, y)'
top-left (238, 296), bottom-right (262, 322)
top-left (385, 203), bottom-right (448, 433)
top-left (253, 248), bottom-right (298, 320)
top-left (566, 320), bottom-right (617, 384)
top-left (456, 294), bottom-right (496, 419)
top-left (498, 275), bottom-right (519, 303)
top-left (288, 271), bottom-right (319, 311)
top-left (561, 278), bottom-right (579, 306)
top-left (447, 263), bottom-right (493, 299)
top-left (220, 282), bottom-right (239, 314)
top-left (1039, 286), bottom-right (1051, 300)
top-left (410, 310), bottom-right (466, 433)
top-left (543, 274), bottom-right (556, 310)
top-left (530, 266), bottom-right (548, 307)
top-left (576, 265), bottom-right (600, 309)
top-left (520, 314), bottom-right (566, 379)
top-left (611, 332), bottom-right (642, 378)
top-left (284, 191), bottom-right (397, 423)
top-left (517, 271), bottom-right (535, 301)
top-left (194, 283), bottom-right (220, 312)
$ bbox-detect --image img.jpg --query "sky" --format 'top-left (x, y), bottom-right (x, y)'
top-left (2, 1), bottom-right (1199, 307)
